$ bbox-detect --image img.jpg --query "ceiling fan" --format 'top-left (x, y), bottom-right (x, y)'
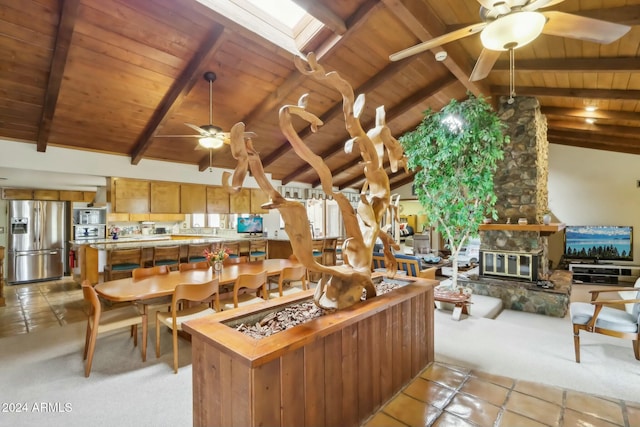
top-left (156, 71), bottom-right (256, 149)
top-left (389, 0), bottom-right (631, 82)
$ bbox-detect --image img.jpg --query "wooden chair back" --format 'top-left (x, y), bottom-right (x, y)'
top-left (155, 279), bottom-right (219, 373)
top-left (152, 245), bottom-right (181, 270)
top-left (132, 265), bottom-right (170, 281)
top-left (172, 279), bottom-right (220, 313)
top-left (179, 261), bottom-right (210, 272)
top-left (233, 270), bottom-right (268, 308)
top-left (276, 265), bottom-right (307, 296)
top-left (311, 240), bottom-right (324, 261)
top-left (249, 239), bottom-right (268, 261)
top-left (186, 243), bottom-right (212, 262)
top-left (223, 255), bottom-right (249, 265)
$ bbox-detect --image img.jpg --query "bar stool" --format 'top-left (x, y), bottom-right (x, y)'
top-left (249, 239), bottom-right (268, 261)
top-left (151, 245), bottom-right (181, 271)
top-left (224, 241), bottom-right (241, 258)
top-left (336, 238), bottom-right (344, 265)
top-left (309, 240), bottom-right (325, 282)
top-left (104, 248), bottom-right (142, 281)
top-left (323, 238), bottom-right (338, 266)
top-left (186, 243), bottom-right (212, 263)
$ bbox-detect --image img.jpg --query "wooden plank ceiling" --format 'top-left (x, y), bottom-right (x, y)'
top-left (1, 0), bottom-right (640, 191)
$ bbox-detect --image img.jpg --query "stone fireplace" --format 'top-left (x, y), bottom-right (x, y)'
top-left (479, 96), bottom-right (553, 281)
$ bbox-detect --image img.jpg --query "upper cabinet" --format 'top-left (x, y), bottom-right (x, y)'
top-left (109, 178), bottom-right (150, 213)
top-left (230, 188), bottom-right (251, 213)
top-left (180, 184), bottom-right (207, 213)
top-left (2, 188), bottom-right (96, 202)
top-left (150, 182), bottom-right (180, 213)
top-left (59, 190), bottom-right (96, 202)
top-left (250, 188), bottom-right (269, 214)
top-left (206, 186), bottom-right (230, 214)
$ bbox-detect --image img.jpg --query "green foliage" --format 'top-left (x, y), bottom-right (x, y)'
top-left (399, 94), bottom-right (508, 255)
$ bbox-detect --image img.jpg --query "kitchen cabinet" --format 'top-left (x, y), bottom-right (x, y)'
top-left (149, 213), bottom-right (185, 222)
top-left (109, 178), bottom-right (150, 213)
top-left (180, 184), bottom-right (207, 213)
top-left (150, 182), bottom-right (180, 213)
top-left (230, 188), bottom-right (251, 213)
top-left (130, 213), bottom-right (150, 222)
top-left (206, 186), bottom-right (230, 214)
top-left (2, 189), bottom-right (34, 199)
top-left (60, 190), bottom-right (92, 202)
top-left (107, 213), bottom-right (130, 222)
top-left (33, 190), bottom-right (60, 200)
top-left (250, 188), bottom-right (269, 214)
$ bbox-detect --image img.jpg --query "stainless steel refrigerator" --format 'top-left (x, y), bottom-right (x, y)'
top-left (7, 200), bottom-right (66, 284)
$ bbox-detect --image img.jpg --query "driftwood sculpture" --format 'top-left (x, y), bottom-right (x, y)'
top-left (223, 53), bottom-right (407, 310)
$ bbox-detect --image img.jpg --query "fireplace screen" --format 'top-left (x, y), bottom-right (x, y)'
top-left (480, 250), bottom-right (541, 281)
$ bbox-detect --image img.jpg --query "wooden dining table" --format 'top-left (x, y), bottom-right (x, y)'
top-left (94, 258), bottom-right (299, 303)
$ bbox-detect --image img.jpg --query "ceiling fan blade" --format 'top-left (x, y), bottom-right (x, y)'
top-left (522, 0), bottom-right (565, 11)
top-left (541, 11), bottom-right (631, 44)
top-left (184, 123), bottom-right (209, 136)
top-left (389, 22), bottom-right (486, 61)
top-left (469, 49), bottom-right (501, 81)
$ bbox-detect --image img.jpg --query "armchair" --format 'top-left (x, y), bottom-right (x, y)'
top-left (570, 284), bottom-right (640, 363)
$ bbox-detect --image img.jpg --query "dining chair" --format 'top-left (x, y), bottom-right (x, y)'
top-left (132, 265), bottom-right (172, 315)
top-left (186, 242), bottom-right (212, 263)
top-left (178, 260), bottom-right (210, 272)
top-left (570, 283), bottom-right (640, 363)
top-left (223, 255), bottom-right (248, 265)
top-left (220, 270), bottom-right (268, 310)
top-left (104, 247), bottom-right (142, 281)
top-left (267, 265), bottom-right (307, 298)
top-left (151, 245), bottom-right (181, 271)
top-left (81, 281), bottom-right (147, 377)
top-left (155, 279), bottom-right (219, 373)
top-left (249, 239), bottom-right (268, 261)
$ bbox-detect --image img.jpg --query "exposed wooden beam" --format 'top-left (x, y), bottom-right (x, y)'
top-left (548, 129), bottom-right (640, 149)
top-left (390, 174), bottom-right (416, 191)
top-left (37, 0), bottom-right (81, 152)
top-left (548, 136), bottom-right (640, 156)
top-left (291, 0), bottom-right (347, 35)
top-left (130, 26), bottom-right (227, 165)
top-left (547, 120), bottom-right (640, 139)
top-left (493, 57), bottom-right (640, 73)
top-left (576, 5), bottom-right (640, 26)
top-left (541, 107), bottom-right (640, 123)
top-left (491, 86), bottom-right (640, 101)
top-left (381, 0), bottom-right (490, 96)
top-left (338, 167), bottom-right (410, 191)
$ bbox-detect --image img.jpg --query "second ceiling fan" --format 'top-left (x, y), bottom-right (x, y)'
top-left (389, 0), bottom-right (631, 82)
top-left (157, 71), bottom-right (256, 149)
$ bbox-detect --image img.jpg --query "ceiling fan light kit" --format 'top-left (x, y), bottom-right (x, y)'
top-left (480, 11), bottom-right (546, 51)
top-left (198, 136), bottom-right (225, 149)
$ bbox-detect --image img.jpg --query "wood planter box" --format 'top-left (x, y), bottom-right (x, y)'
top-left (183, 276), bottom-right (436, 427)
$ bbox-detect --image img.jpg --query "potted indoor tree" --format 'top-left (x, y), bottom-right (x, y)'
top-left (400, 94), bottom-right (509, 290)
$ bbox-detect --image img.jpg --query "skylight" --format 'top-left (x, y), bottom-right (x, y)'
top-left (246, 0), bottom-right (307, 30)
top-left (195, 0), bottom-right (324, 55)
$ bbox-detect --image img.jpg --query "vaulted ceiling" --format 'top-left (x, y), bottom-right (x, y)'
top-left (2, 0), bottom-right (640, 191)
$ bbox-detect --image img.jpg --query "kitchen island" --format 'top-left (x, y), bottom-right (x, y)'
top-left (71, 235), bottom-right (264, 284)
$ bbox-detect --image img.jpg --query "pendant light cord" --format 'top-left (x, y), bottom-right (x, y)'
top-left (508, 47), bottom-right (516, 104)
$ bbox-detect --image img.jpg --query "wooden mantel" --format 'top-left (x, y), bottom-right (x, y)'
top-left (479, 222), bottom-right (566, 236)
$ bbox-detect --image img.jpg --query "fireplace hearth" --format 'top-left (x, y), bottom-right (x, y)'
top-left (480, 249), bottom-right (542, 281)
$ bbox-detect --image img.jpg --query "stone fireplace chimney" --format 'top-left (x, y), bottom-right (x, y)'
top-left (479, 96), bottom-right (552, 280)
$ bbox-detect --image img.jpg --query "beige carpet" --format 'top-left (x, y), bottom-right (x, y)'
top-left (435, 283), bottom-right (640, 403)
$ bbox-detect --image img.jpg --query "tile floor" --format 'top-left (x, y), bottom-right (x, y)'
top-left (1, 276), bottom-right (639, 427)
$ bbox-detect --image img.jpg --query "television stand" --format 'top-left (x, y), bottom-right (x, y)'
top-left (569, 263), bottom-right (640, 285)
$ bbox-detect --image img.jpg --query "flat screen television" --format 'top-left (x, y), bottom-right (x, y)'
top-left (564, 225), bottom-right (633, 261)
top-left (237, 216), bottom-right (263, 234)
